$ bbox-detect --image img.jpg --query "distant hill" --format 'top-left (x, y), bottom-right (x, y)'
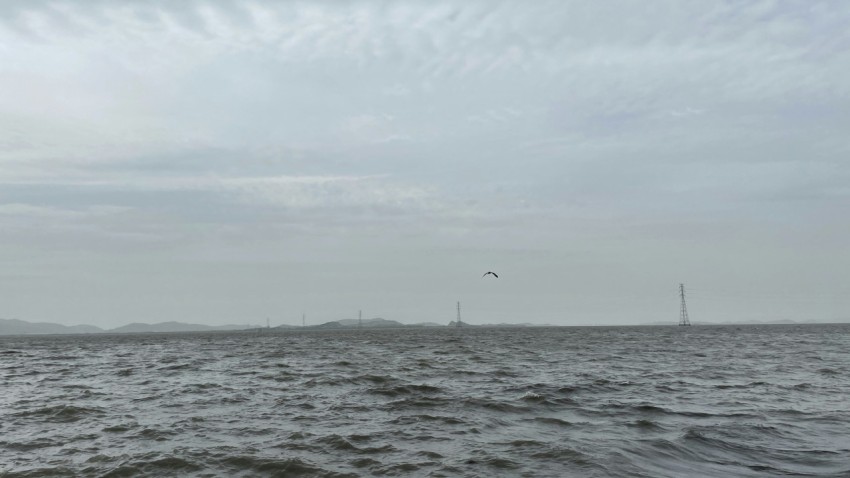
top-left (0, 318), bottom-right (103, 335)
top-left (271, 320), bottom-right (443, 330)
top-left (108, 322), bottom-right (256, 333)
top-left (0, 318), bottom-right (267, 335)
top-left (336, 318), bottom-right (406, 328)
top-left (1, 317), bottom-right (550, 336)
top-left (306, 318), bottom-right (408, 329)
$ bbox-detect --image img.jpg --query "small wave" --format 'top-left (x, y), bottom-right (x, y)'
top-left (627, 419), bottom-right (664, 430)
top-left (0, 466), bottom-right (76, 477)
top-left (493, 369), bottom-right (519, 377)
top-left (271, 371), bottom-right (300, 382)
top-left (503, 439), bottom-right (546, 448)
top-left (633, 404), bottom-right (669, 414)
top-left (233, 427), bottom-right (278, 437)
top-left (386, 396), bottom-right (452, 410)
top-left (158, 363), bottom-right (193, 371)
top-left (15, 405), bottom-right (105, 423)
top-left (219, 455), bottom-right (356, 477)
top-left (577, 378), bottom-right (628, 392)
top-left (132, 394), bottom-right (162, 402)
top-left (140, 456), bottom-right (202, 474)
top-left (375, 462), bottom-right (426, 474)
top-left (100, 455), bottom-right (202, 477)
top-left (603, 402), bottom-right (761, 419)
top-left (181, 382), bottom-right (227, 393)
top-left (315, 434), bottom-right (358, 451)
top-left (531, 417), bottom-right (573, 427)
top-left (103, 422), bottom-right (138, 433)
top-left (389, 414), bottom-right (465, 425)
top-left (304, 376), bottom-right (357, 387)
top-left (351, 457), bottom-right (381, 468)
top-left (516, 391), bottom-right (574, 407)
top-left (61, 384), bottom-right (93, 390)
top-left (606, 402), bottom-right (667, 414)
top-left (0, 437), bottom-right (62, 451)
top-left (368, 383), bottom-right (442, 397)
top-left (275, 441), bottom-right (314, 452)
top-left (356, 374), bottom-right (395, 384)
top-left (44, 355), bottom-right (80, 360)
top-left (464, 455), bottom-right (519, 469)
top-left (133, 428), bottom-right (177, 441)
top-left (530, 446), bottom-right (594, 466)
top-left (360, 444), bottom-right (396, 455)
top-left (418, 450), bottom-right (444, 459)
top-left (310, 434), bottom-right (396, 455)
top-left (451, 369), bottom-right (486, 376)
top-left (463, 397), bottom-right (530, 413)
top-left (715, 381), bottom-right (770, 389)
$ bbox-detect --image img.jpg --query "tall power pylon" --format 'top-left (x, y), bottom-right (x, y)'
top-left (678, 283), bottom-right (691, 326)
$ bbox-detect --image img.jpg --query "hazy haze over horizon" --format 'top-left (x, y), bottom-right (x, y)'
top-left (1, 1), bottom-right (848, 328)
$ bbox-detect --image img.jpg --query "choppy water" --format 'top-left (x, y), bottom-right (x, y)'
top-left (2, 324), bottom-right (849, 477)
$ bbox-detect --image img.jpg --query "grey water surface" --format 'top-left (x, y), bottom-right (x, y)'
top-left (2, 324), bottom-right (849, 477)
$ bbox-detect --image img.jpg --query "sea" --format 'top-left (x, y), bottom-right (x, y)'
top-left (1, 324), bottom-right (849, 477)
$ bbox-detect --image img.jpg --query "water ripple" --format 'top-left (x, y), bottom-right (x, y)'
top-left (1, 324), bottom-right (849, 477)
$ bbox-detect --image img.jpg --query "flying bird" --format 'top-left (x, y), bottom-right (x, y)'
top-left (482, 271), bottom-right (499, 278)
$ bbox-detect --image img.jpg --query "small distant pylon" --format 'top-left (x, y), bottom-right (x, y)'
top-left (456, 301), bottom-right (461, 327)
top-left (359, 310), bottom-right (362, 328)
top-left (679, 283), bottom-right (691, 326)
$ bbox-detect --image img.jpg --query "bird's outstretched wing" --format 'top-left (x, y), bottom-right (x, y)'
top-left (482, 271), bottom-right (499, 278)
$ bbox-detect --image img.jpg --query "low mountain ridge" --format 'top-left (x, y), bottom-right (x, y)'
top-left (0, 318), bottom-right (104, 335)
top-left (335, 318), bottom-right (406, 328)
top-left (109, 322), bottom-right (258, 333)
top-left (0, 318), bottom-right (257, 335)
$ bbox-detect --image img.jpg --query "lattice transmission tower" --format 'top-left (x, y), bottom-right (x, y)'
top-left (678, 283), bottom-right (691, 326)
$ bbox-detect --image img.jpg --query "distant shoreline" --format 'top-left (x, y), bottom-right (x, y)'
top-left (1, 317), bottom-right (847, 337)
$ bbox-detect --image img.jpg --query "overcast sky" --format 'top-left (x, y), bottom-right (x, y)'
top-left (1, 1), bottom-right (848, 328)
